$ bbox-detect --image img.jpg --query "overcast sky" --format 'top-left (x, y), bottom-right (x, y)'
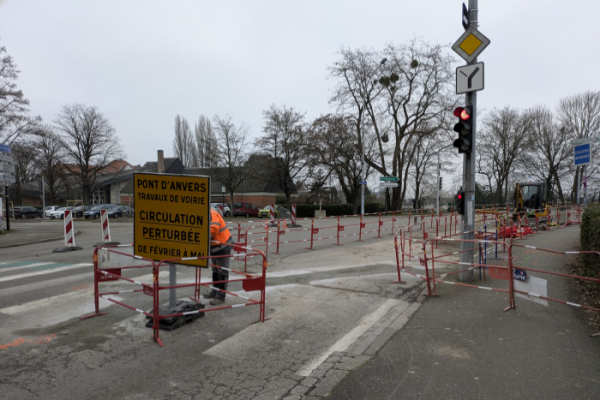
top-left (0, 1), bottom-right (598, 166)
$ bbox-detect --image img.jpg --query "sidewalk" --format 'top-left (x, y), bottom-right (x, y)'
top-left (327, 226), bottom-right (600, 400)
top-left (0, 221), bottom-right (65, 248)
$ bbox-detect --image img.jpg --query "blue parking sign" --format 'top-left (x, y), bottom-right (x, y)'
top-left (574, 143), bottom-right (591, 166)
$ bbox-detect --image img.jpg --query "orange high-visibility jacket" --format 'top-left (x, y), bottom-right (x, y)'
top-left (210, 207), bottom-right (231, 246)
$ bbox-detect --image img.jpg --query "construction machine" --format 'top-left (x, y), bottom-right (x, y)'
top-left (513, 182), bottom-right (550, 222)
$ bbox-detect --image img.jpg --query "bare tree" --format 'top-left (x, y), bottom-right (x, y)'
top-left (55, 104), bottom-right (121, 203)
top-left (478, 107), bottom-right (532, 203)
top-left (330, 41), bottom-right (455, 209)
top-left (173, 115), bottom-right (196, 168)
top-left (306, 114), bottom-right (375, 211)
top-left (410, 131), bottom-right (450, 209)
top-left (34, 126), bottom-right (66, 203)
top-left (519, 106), bottom-right (571, 202)
top-left (558, 91), bottom-right (600, 202)
top-left (214, 115), bottom-right (247, 209)
top-left (10, 139), bottom-right (37, 204)
top-left (0, 44), bottom-right (30, 145)
top-left (257, 105), bottom-right (308, 202)
top-left (194, 115), bottom-right (219, 168)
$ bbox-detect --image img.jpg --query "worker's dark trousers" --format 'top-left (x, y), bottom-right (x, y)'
top-left (211, 244), bottom-right (231, 298)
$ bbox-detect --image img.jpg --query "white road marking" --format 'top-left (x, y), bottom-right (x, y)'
top-left (268, 263), bottom-right (395, 278)
top-left (297, 298), bottom-right (402, 377)
top-left (0, 261), bottom-right (56, 273)
top-left (0, 263), bottom-right (92, 283)
top-left (1, 289), bottom-right (122, 328)
top-left (1, 272), bottom-right (91, 298)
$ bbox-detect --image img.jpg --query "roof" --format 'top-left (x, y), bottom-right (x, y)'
top-left (141, 158), bottom-right (185, 174)
top-left (58, 159), bottom-right (134, 176)
top-left (184, 167), bottom-right (289, 194)
top-left (99, 159), bottom-right (134, 174)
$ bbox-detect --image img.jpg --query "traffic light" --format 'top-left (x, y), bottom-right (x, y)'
top-left (456, 190), bottom-right (465, 215)
top-left (452, 106), bottom-right (472, 154)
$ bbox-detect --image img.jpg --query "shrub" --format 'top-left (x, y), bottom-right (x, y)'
top-left (580, 204), bottom-right (600, 276)
top-left (295, 204), bottom-right (318, 218)
top-left (324, 204), bottom-right (354, 216)
top-left (294, 203), bottom-right (358, 217)
top-left (365, 203), bottom-right (384, 213)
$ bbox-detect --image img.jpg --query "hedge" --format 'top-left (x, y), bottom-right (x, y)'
top-left (295, 204), bottom-right (353, 218)
top-left (580, 204), bottom-right (600, 276)
top-left (291, 203), bottom-right (389, 218)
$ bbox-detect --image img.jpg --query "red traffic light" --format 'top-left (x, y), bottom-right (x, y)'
top-left (457, 193), bottom-right (462, 200)
top-left (453, 106), bottom-right (471, 121)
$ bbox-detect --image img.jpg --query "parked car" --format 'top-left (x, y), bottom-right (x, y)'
top-left (105, 204), bottom-right (123, 218)
top-left (210, 202), bottom-right (231, 217)
top-left (44, 205), bottom-right (60, 218)
top-left (258, 204), bottom-right (279, 218)
top-left (13, 206), bottom-right (43, 219)
top-left (83, 204), bottom-right (108, 219)
top-left (117, 205), bottom-right (134, 217)
top-left (71, 205), bottom-right (91, 218)
top-left (233, 202), bottom-right (258, 217)
top-left (49, 207), bottom-right (71, 219)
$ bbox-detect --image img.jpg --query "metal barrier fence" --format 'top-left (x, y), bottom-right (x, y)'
top-left (230, 211), bottom-right (463, 258)
top-left (223, 204), bottom-right (582, 259)
top-left (81, 243), bottom-right (267, 346)
top-left (393, 230), bottom-right (600, 314)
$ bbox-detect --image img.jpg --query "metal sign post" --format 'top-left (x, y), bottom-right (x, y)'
top-left (452, 0), bottom-right (489, 282)
top-left (4, 185), bottom-right (9, 231)
top-left (0, 145), bottom-right (15, 231)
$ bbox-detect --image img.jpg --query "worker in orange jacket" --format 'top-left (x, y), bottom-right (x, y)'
top-left (204, 206), bottom-right (233, 305)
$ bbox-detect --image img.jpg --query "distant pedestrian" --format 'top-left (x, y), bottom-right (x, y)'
top-left (204, 206), bottom-right (232, 305)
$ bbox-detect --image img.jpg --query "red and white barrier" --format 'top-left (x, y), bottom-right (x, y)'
top-left (64, 209), bottom-right (76, 247)
top-left (291, 204), bottom-right (297, 225)
top-left (100, 209), bottom-right (111, 242)
top-left (82, 243), bottom-right (268, 346)
top-left (269, 204), bottom-right (275, 225)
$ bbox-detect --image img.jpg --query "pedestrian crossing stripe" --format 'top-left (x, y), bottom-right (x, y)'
top-left (0, 261), bottom-right (90, 272)
top-left (0, 260), bottom-right (57, 269)
top-left (0, 261), bottom-right (56, 271)
top-left (0, 262), bottom-right (93, 283)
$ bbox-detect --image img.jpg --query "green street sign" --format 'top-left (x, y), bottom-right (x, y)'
top-left (380, 176), bottom-right (399, 182)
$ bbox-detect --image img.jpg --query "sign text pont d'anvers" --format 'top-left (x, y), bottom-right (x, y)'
top-left (134, 173), bottom-right (210, 267)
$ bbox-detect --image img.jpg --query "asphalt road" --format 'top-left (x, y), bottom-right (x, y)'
top-left (327, 225), bottom-right (600, 400)
top-left (1, 215), bottom-right (591, 399)
top-left (0, 215), bottom-right (425, 400)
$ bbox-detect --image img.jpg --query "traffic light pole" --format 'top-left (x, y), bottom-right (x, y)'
top-left (459, 0), bottom-right (478, 282)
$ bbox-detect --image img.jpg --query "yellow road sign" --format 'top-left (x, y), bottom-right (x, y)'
top-left (452, 28), bottom-right (490, 63)
top-left (459, 33), bottom-right (482, 55)
top-left (134, 173), bottom-right (210, 267)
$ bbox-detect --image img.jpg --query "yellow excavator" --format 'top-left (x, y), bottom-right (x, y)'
top-left (513, 182), bottom-right (550, 222)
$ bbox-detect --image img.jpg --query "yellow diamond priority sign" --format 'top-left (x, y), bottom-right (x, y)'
top-left (452, 28), bottom-right (490, 63)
